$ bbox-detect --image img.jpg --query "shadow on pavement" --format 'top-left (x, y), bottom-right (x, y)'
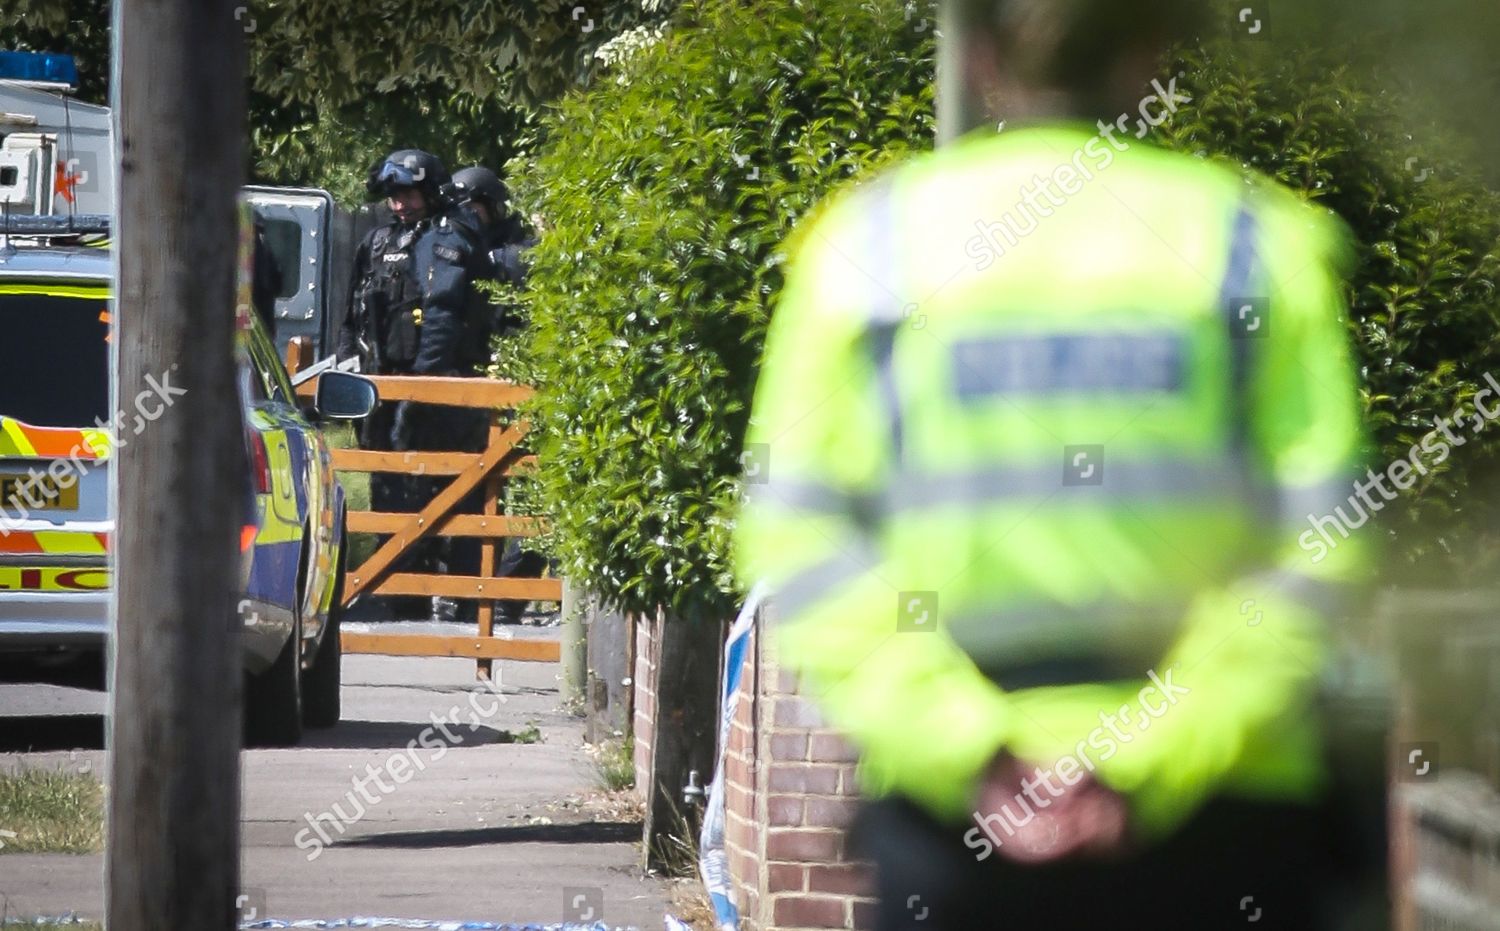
top-left (297, 719), bottom-right (529, 751)
top-left (0, 714), bottom-right (105, 752)
top-left (335, 820), bottom-right (641, 849)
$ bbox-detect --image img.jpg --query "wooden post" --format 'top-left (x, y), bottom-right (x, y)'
top-left (937, 0), bottom-right (985, 144)
top-left (641, 610), bottom-right (725, 870)
top-left (107, 1), bottom-right (246, 928)
top-left (476, 418), bottom-right (503, 681)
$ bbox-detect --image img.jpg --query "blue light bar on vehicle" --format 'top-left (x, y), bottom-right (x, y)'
top-left (0, 51), bottom-right (79, 87)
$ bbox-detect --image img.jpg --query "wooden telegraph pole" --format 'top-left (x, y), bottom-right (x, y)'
top-left (107, 0), bottom-right (247, 928)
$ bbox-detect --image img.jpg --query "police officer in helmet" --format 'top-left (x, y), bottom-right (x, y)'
top-left (338, 147), bottom-right (451, 375)
top-left (446, 165), bottom-right (547, 623)
top-left (337, 147), bottom-right (452, 619)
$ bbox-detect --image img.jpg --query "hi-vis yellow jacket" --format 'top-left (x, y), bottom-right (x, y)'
top-left (734, 124), bottom-right (1368, 838)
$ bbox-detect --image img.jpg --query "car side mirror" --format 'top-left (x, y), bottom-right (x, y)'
top-left (314, 371), bottom-right (378, 420)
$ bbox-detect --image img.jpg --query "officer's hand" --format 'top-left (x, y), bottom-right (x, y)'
top-left (976, 751), bottom-right (1131, 865)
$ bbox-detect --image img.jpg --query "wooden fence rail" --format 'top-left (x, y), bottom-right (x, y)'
top-left (287, 340), bottom-right (558, 676)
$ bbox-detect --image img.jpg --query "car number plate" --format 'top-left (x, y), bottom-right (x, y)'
top-left (0, 472), bottom-right (79, 511)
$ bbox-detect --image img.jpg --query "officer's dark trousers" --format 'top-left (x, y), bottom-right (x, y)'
top-left (495, 539), bottom-right (548, 623)
top-left (854, 785), bottom-right (1388, 931)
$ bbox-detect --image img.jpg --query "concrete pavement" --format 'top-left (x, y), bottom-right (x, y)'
top-left (0, 632), bottom-right (669, 928)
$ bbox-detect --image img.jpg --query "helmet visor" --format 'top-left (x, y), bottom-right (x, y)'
top-left (374, 159), bottom-right (424, 190)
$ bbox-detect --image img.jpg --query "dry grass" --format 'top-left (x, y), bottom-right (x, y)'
top-left (0, 766), bottom-right (104, 854)
top-left (668, 877), bottom-right (718, 930)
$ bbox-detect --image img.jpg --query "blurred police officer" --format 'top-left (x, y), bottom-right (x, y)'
top-left (735, 1), bottom-right (1382, 928)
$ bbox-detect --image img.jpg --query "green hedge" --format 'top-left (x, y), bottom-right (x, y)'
top-left (511, 16), bottom-right (1500, 618)
top-left (505, 0), bottom-right (936, 619)
top-left (1159, 44), bottom-right (1500, 561)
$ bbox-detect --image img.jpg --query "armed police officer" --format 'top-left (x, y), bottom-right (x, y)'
top-left (446, 166), bottom-right (549, 623)
top-left (338, 148), bottom-right (467, 620)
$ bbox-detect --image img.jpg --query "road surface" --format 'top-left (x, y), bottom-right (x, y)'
top-left (0, 625), bottom-right (667, 928)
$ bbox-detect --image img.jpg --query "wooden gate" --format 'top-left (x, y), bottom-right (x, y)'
top-left (289, 343), bottom-right (560, 677)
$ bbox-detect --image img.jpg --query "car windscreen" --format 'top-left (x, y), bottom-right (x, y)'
top-left (0, 291), bottom-right (110, 428)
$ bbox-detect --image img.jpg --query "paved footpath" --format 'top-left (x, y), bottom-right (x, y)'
top-left (0, 628), bottom-right (668, 928)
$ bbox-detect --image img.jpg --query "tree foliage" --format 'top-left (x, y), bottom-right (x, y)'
top-left (3, 0), bottom-right (676, 200)
top-left (506, 0), bottom-right (937, 619)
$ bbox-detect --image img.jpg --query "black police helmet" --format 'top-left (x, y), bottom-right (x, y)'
top-left (449, 166), bottom-right (509, 212)
top-left (366, 149), bottom-right (451, 200)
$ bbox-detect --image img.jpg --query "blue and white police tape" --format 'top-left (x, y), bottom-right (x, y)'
top-left (241, 917), bottom-right (627, 923)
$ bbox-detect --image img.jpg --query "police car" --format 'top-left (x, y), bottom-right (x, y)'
top-left (0, 212), bottom-right (375, 746)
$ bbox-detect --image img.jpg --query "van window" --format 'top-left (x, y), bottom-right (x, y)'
top-left (0, 291), bottom-right (109, 427)
top-left (260, 217), bottom-right (304, 300)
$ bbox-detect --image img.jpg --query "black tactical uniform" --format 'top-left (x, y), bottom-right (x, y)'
top-left (337, 149), bottom-right (453, 618)
top-left (448, 166), bottom-right (548, 624)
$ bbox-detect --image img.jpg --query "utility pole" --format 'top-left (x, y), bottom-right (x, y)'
top-left (938, 0), bottom-right (985, 145)
top-left (107, 0), bottom-right (247, 928)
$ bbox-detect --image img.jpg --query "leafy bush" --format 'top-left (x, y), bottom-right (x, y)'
top-left (507, 0), bottom-right (936, 619)
top-left (1159, 43), bottom-right (1500, 561)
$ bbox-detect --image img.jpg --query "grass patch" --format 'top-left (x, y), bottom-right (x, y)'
top-left (590, 737), bottom-right (635, 792)
top-left (0, 766), bottom-right (104, 854)
top-left (509, 722), bottom-right (543, 744)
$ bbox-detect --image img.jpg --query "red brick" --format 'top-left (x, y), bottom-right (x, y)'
top-left (772, 894), bottom-right (846, 928)
top-left (766, 828), bottom-right (840, 862)
top-left (730, 847), bottom-right (759, 886)
top-left (768, 764), bottom-right (840, 795)
top-left (773, 696), bottom-right (825, 728)
top-left (809, 732), bottom-right (859, 763)
top-left (804, 796), bottom-right (857, 828)
top-left (768, 794), bottom-right (804, 826)
top-left (767, 861), bottom-right (805, 893)
top-left (770, 732), bottom-right (809, 761)
top-left (851, 897), bottom-right (879, 931)
top-left (806, 863), bottom-right (872, 896)
top-left (777, 669), bottom-right (800, 692)
top-left (726, 753), bottom-right (753, 787)
top-left (725, 779), bottom-right (754, 816)
top-left (726, 813), bottom-right (757, 849)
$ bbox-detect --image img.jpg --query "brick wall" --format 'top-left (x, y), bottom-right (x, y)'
top-left (630, 604), bottom-right (874, 929)
top-left (722, 612), bottom-right (876, 930)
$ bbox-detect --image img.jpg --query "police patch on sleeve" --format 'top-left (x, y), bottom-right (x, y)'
top-left (433, 244), bottom-right (462, 263)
